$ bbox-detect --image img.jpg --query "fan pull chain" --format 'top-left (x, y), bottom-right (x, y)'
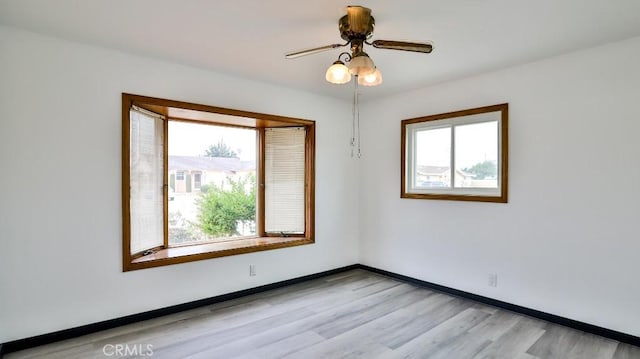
top-left (356, 79), bottom-right (361, 158)
top-left (351, 77), bottom-right (361, 158)
top-left (351, 78), bottom-right (356, 157)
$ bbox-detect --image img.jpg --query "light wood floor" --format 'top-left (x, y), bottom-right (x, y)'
top-left (7, 269), bottom-right (640, 359)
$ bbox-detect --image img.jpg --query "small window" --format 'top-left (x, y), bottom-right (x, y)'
top-left (401, 103), bottom-right (508, 202)
top-left (175, 171), bottom-right (185, 181)
top-left (193, 172), bottom-right (202, 189)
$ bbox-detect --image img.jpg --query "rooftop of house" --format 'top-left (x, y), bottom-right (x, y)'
top-left (169, 156), bottom-right (255, 173)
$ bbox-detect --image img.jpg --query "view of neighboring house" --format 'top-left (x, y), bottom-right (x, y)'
top-left (169, 155), bottom-right (255, 193)
top-left (416, 165), bottom-right (473, 187)
top-left (167, 155), bottom-right (257, 244)
top-left (416, 165), bottom-right (497, 188)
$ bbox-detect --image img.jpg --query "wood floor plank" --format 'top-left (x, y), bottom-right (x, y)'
top-left (169, 308), bottom-right (322, 357)
top-left (6, 269), bottom-right (639, 359)
top-left (7, 343), bottom-right (96, 359)
top-left (313, 284), bottom-right (428, 339)
top-left (281, 329), bottom-right (395, 359)
top-left (273, 274), bottom-right (403, 315)
top-left (399, 331), bottom-right (491, 359)
top-left (94, 300), bottom-right (273, 344)
top-left (612, 342), bottom-right (640, 359)
top-left (472, 317), bottom-right (546, 359)
top-left (515, 353), bottom-right (541, 359)
top-left (378, 295), bottom-right (475, 349)
top-left (391, 308), bottom-right (491, 359)
top-left (241, 270), bottom-right (374, 308)
top-left (147, 307), bottom-right (318, 358)
top-left (185, 331), bottom-right (326, 359)
top-left (471, 302), bottom-right (500, 314)
top-left (344, 292), bottom-right (457, 349)
top-left (468, 309), bottom-right (522, 341)
top-left (281, 292), bottom-right (456, 357)
top-left (563, 332), bottom-right (619, 359)
top-left (526, 323), bottom-right (584, 358)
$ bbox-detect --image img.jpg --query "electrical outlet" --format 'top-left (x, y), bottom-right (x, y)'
top-left (249, 264), bottom-right (256, 276)
top-left (488, 273), bottom-right (498, 287)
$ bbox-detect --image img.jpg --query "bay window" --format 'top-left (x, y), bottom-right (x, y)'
top-left (122, 93), bottom-right (315, 271)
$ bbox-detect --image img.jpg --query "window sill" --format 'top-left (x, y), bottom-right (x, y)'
top-left (125, 236), bottom-right (313, 271)
top-left (401, 192), bottom-right (507, 203)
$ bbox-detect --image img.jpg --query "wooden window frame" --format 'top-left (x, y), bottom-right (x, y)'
top-left (122, 93), bottom-right (315, 271)
top-left (401, 103), bottom-right (508, 203)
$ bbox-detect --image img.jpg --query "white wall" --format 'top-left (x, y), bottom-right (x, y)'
top-left (0, 26), bottom-right (359, 342)
top-left (359, 36), bottom-right (640, 336)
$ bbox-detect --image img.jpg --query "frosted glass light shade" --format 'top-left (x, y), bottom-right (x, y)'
top-left (348, 54), bottom-right (375, 76)
top-left (358, 68), bottom-right (383, 86)
top-left (325, 61), bottom-right (351, 84)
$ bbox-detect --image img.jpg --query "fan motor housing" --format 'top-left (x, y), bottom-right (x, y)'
top-left (339, 6), bottom-right (375, 41)
top-left (283, 5), bottom-right (432, 59)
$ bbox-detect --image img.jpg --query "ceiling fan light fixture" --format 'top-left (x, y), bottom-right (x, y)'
top-left (285, 5), bottom-right (434, 158)
top-left (358, 67), bottom-right (383, 86)
top-left (348, 52), bottom-right (375, 76)
top-left (325, 60), bottom-right (351, 84)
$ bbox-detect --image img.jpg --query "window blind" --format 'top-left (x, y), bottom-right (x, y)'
top-left (129, 109), bottom-right (165, 254)
top-left (264, 127), bottom-right (305, 234)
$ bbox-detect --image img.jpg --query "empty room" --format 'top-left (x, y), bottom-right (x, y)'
top-left (1, 1), bottom-right (639, 358)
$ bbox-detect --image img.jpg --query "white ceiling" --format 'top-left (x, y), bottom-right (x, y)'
top-left (2, 0), bottom-right (640, 100)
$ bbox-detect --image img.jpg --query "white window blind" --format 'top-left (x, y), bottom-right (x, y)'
top-left (129, 109), bottom-right (164, 254)
top-left (265, 127), bottom-right (305, 234)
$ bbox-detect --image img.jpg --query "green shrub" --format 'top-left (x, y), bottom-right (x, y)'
top-left (197, 173), bottom-right (255, 237)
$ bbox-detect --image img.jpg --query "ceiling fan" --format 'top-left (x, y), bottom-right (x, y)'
top-left (285, 5), bottom-right (433, 86)
top-left (285, 6), bottom-right (433, 158)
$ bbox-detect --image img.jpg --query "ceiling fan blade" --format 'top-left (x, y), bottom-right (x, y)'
top-left (285, 44), bottom-right (347, 59)
top-left (371, 40), bottom-right (433, 54)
